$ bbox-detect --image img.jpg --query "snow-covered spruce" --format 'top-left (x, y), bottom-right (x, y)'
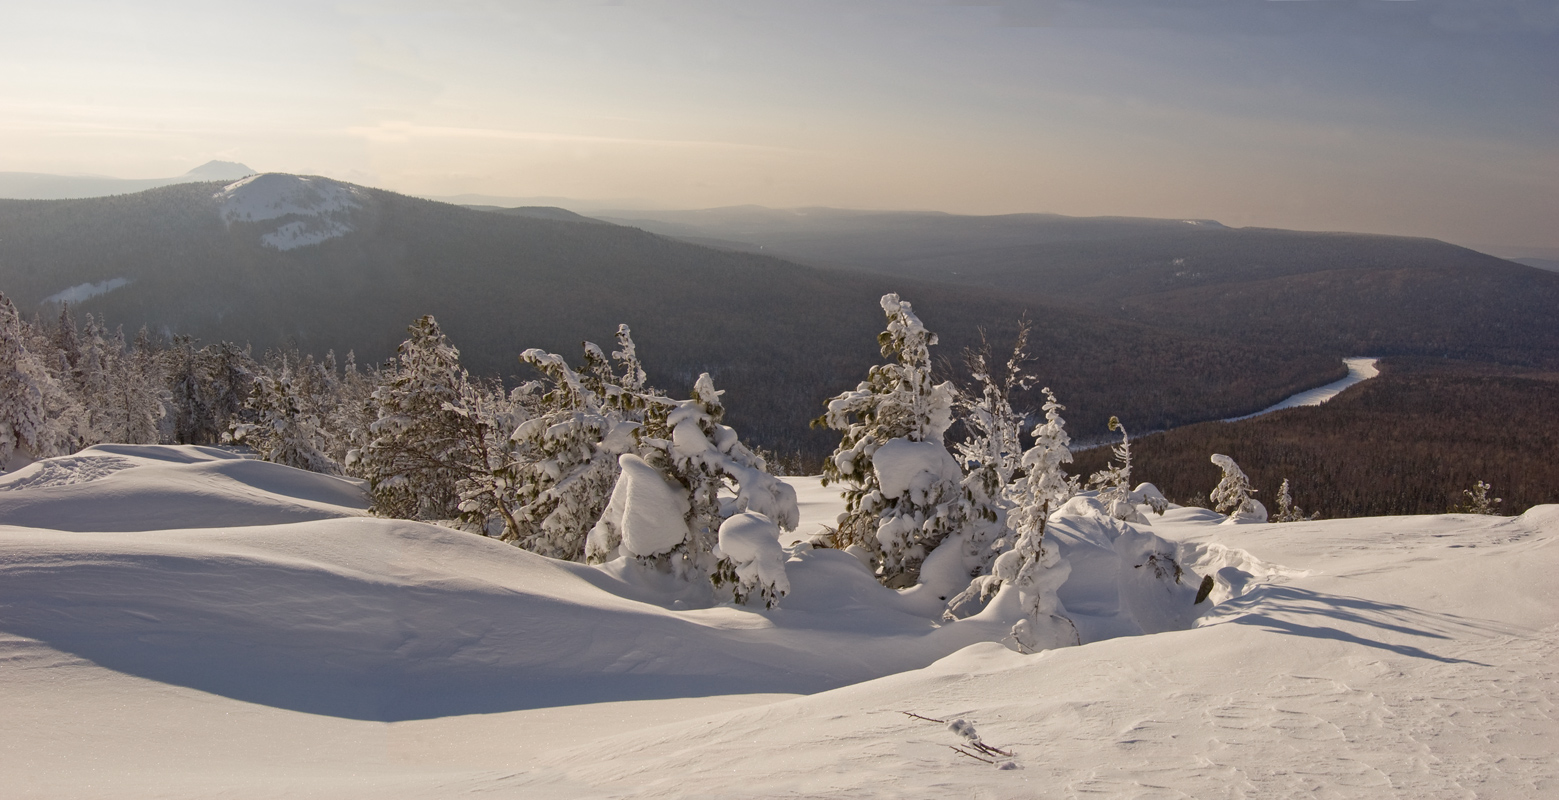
top-left (590, 372), bottom-right (797, 597)
top-left (227, 355), bottom-right (341, 476)
top-left (355, 316), bottom-right (528, 532)
top-left (1210, 453), bottom-right (1267, 523)
top-left (0, 292), bottom-right (51, 466)
top-left (818, 294), bottom-right (965, 588)
top-left (512, 329), bottom-right (650, 561)
top-left (1271, 478), bottom-right (1318, 522)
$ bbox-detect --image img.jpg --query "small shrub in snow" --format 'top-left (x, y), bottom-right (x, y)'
top-left (817, 294), bottom-right (965, 588)
top-left (1450, 481), bottom-right (1502, 515)
top-left (1088, 416), bottom-right (1146, 523)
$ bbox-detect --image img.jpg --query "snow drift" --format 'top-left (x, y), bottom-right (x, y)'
top-left (5, 446), bottom-right (1557, 797)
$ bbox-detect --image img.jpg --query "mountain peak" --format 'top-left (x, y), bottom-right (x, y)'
top-left (215, 173), bottom-right (364, 251)
top-left (185, 160), bottom-right (256, 181)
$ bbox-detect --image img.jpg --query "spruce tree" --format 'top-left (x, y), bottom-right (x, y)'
top-left (817, 294), bottom-right (964, 588)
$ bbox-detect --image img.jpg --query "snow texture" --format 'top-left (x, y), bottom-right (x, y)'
top-left (41, 278), bottom-right (132, 305)
top-left (871, 437), bottom-right (962, 504)
top-left (592, 453), bottom-right (691, 558)
top-left (215, 174), bottom-right (364, 250)
top-left (3, 445), bottom-right (1557, 798)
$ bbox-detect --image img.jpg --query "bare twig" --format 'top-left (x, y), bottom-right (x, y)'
top-left (900, 711), bottom-right (947, 724)
top-left (970, 741), bottom-right (1014, 758)
top-left (951, 746), bottom-right (995, 764)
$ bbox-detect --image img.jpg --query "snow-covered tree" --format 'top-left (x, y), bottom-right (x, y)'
top-left (0, 292), bottom-right (49, 466)
top-left (95, 326), bottom-right (166, 445)
top-left (356, 316), bottom-right (488, 519)
top-left (228, 354), bottom-right (340, 475)
top-left (1210, 453), bottom-right (1266, 522)
top-left (818, 293), bottom-right (964, 588)
top-left (948, 387), bottom-right (1080, 633)
top-left (593, 372), bottom-right (798, 592)
top-left (1008, 387), bottom-right (1078, 542)
top-left (510, 327), bottom-right (649, 560)
top-left (954, 324), bottom-right (1034, 575)
top-left (1088, 416), bottom-right (1145, 523)
top-left (1271, 478), bottom-right (1317, 522)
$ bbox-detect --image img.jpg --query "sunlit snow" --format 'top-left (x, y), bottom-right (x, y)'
top-left (214, 173), bottom-right (364, 251)
top-left (2, 443), bottom-right (1555, 798)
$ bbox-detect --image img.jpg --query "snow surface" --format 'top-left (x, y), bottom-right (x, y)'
top-left (1225, 357), bottom-right (1380, 421)
top-left (3, 445), bottom-right (1557, 798)
top-left (215, 173), bottom-right (365, 251)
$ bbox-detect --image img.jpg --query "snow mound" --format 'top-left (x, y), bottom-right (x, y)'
top-left (0, 444), bottom-right (368, 530)
top-left (716, 511), bottom-right (791, 598)
top-left (214, 173), bottom-right (365, 250)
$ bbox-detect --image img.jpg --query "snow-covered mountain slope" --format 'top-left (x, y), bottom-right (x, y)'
top-left (215, 173), bottom-right (365, 250)
top-left (3, 446), bottom-right (1556, 797)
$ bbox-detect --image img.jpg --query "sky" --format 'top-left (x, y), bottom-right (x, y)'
top-left (1, 0), bottom-right (1556, 249)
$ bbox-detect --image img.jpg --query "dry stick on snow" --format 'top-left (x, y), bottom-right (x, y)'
top-left (951, 746), bottom-right (996, 764)
top-left (968, 740), bottom-right (1014, 758)
top-left (906, 712), bottom-right (1016, 760)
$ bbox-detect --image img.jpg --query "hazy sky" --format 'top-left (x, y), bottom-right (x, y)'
top-left (3, 1), bottom-right (1556, 247)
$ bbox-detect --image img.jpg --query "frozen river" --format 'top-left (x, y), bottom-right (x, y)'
top-left (1222, 357), bottom-right (1380, 422)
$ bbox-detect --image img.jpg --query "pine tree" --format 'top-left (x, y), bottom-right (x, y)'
top-left (629, 372), bottom-right (798, 583)
top-left (816, 293), bottom-right (964, 588)
top-left (948, 387), bottom-right (1080, 633)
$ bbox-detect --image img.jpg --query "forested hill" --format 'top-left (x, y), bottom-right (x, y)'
top-left (0, 177), bottom-right (1334, 459)
top-left (597, 207), bottom-right (1559, 369)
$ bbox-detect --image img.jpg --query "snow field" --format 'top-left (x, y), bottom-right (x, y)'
top-left (3, 446), bottom-right (1556, 797)
top-left (215, 173), bottom-right (365, 251)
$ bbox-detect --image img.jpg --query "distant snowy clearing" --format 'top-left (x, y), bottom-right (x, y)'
top-left (3, 445), bottom-right (1556, 798)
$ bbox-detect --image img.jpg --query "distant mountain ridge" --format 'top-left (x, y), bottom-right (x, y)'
top-left (0, 175), bottom-right (1346, 458)
top-left (0, 161), bottom-right (255, 200)
top-left (588, 205), bottom-right (1559, 369)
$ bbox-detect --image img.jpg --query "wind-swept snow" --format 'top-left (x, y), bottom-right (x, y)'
top-left (2, 445), bottom-right (1555, 798)
top-left (214, 173), bottom-right (365, 251)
